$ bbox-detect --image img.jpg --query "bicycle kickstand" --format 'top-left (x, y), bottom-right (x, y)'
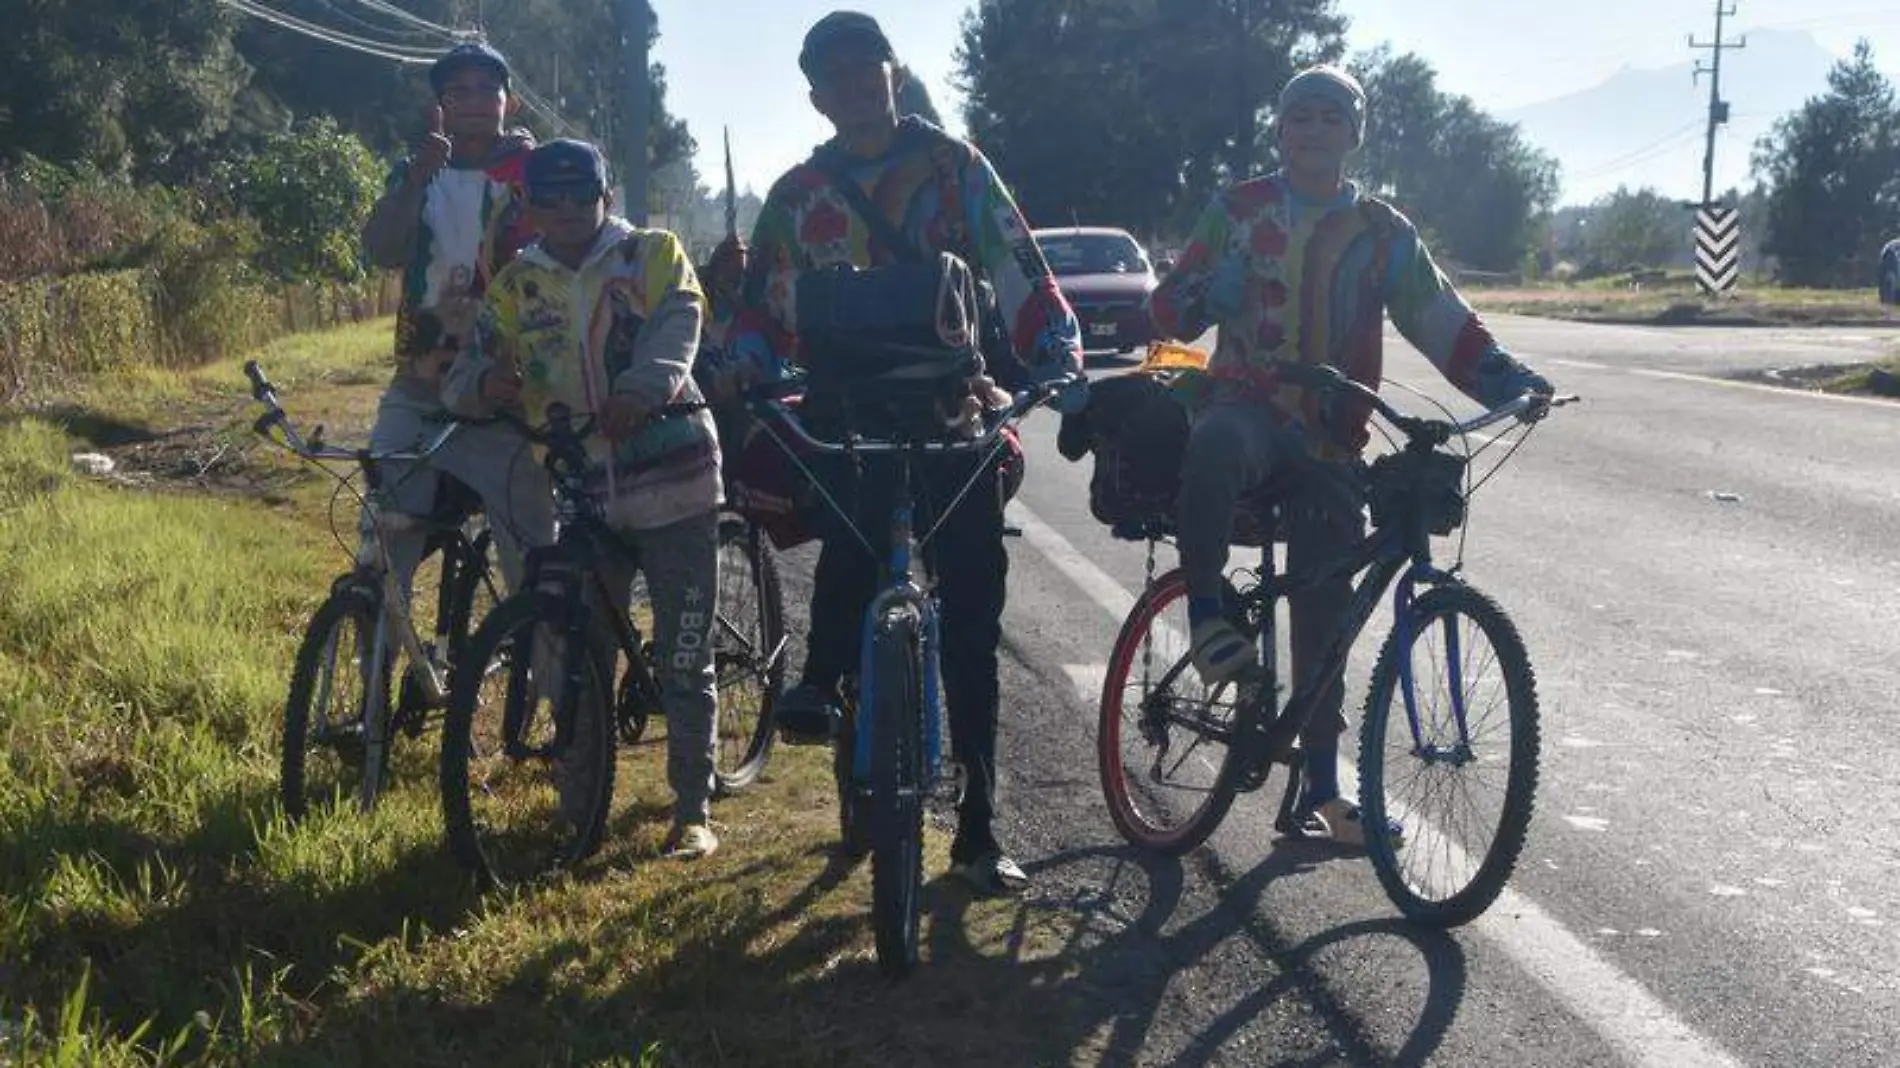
top-left (1272, 761), bottom-right (1305, 836)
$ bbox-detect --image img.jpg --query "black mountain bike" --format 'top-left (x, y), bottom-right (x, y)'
top-left (439, 403), bottom-right (785, 888)
top-left (1098, 365), bottom-right (1575, 926)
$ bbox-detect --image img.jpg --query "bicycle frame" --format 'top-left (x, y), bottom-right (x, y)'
top-left (744, 377), bottom-right (1068, 796)
top-left (849, 450), bottom-right (948, 790)
top-left (1143, 386), bottom-right (1560, 779)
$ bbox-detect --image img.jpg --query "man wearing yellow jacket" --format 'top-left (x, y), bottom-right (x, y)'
top-left (445, 139), bottom-right (725, 859)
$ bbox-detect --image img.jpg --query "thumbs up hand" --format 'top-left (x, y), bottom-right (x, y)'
top-left (407, 105), bottom-right (453, 188)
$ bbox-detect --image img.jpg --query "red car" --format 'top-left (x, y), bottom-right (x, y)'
top-left (1036, 227), bottom-right (1165, 356)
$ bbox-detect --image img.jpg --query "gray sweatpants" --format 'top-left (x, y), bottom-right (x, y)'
top-left (360, 377), bottom-right (555, 597)
top-left (595, 508), bottom-right (721, 824)
top-left (1175, 402), bottom-right (1364, 747)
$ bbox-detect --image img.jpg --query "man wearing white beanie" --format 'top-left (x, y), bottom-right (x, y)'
top-left (1146, 63), bottom-right (1554, 847)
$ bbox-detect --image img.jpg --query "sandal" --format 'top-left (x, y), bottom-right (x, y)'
top-left (1288, 797), bottom-right (1405, 850)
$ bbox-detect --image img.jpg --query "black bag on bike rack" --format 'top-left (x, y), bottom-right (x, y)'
top-left (794, 150), bottom-right (985, 437)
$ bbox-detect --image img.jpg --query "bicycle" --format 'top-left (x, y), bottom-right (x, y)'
top-left (1097, 364), bottom-right (1575, 927)
top-left (438, 403), bottom-right (786, 889)
top-left (244, 360), bottom-right (503, 819)
top-left (745, 371), bottom-right (1078, 978)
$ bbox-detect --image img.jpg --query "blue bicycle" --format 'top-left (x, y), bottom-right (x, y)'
top-left (1097, 365), bottom-right (1573, 927)
top-left (747, 373), bottom-right (1074, 977)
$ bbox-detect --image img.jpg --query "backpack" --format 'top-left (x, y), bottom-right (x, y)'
top-left (1057, 371), bottom-right (1279, 545)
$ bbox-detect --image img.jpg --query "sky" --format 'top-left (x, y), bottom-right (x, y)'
top-left (652, 1), bottom-right (1900, 203)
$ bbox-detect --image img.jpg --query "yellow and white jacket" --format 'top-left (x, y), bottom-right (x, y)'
top-left (447, 218), bottom-right (722, 531)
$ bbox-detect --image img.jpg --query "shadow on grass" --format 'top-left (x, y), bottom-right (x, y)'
top-left (241, 828), bottom-right (1463, 1068)
top-left (2, 782), bottom-right (488, 1053)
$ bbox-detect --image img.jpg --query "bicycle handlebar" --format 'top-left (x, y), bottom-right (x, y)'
top-left (244, 360), bottom-right (706, 471)
top-left (1275, 363), bottom-right (1577, 445)
top-left (740, 373), bottom-right (1082, 457)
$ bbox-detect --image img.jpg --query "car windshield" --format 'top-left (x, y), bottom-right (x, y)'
top-left (1039, 233), bottom-right (1149, 277)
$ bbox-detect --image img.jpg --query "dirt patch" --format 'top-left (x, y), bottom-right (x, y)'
top-left (94, 425), bottom-right (298, 498)
top-left (1731, 361), bottom-right (1900, 401)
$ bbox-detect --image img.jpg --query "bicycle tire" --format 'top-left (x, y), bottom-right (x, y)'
top-left (712, 515), bottom-right (785, 794)
top-left (441, 592), bottom-right (617, 889)
top-left (282, 582), bottom-right (390, 820)
top-left (869, 610), bottom-right (926, 978)
top-left (1097, 568), bottom-right (1251, 855)
top-left (1359, 583), bottom-right (1539, 928)
top-left (834, 698), bottom-right (870, 860)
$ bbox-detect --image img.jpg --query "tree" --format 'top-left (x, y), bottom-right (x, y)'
top-left (957, 0), bottom-right (1345, 236)
top-left (897, 66), bottom-right (945, 127)
top-left (1752, 40), bottom-right (1900, 287)
top-left (236, 0), bottom-right (698, 202)
top-left (0, 0), bottom-right (249, 180)
top-left (222, 117), bottom-right (383, 283)
top-left (1351, 48), bottom-right (1561, 272)
top-left (1584, 186), bottom-right (1681, 271)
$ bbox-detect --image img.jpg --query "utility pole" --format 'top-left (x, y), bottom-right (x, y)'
top-left (620, 0), bottom-right (651, 224)
top-left (1689, 1), bottom-right (1746, 207)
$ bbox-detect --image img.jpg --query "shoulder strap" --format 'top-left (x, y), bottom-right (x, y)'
top-left (811, 147), bottom-right (925, 265)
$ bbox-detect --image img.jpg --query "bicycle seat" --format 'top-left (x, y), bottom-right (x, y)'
top-left (1104, 468), bottom-right (1296, 546)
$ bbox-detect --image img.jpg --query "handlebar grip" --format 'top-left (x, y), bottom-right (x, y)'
top-left (244, 360), bottom-right (274, 401)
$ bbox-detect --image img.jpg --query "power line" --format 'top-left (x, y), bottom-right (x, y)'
top-left (1567, 121), bottom-right (1708, 181)
top-left (313, 0), bottom-right (450, 44)
top-left (349, 0), bottom-right (463, 40)
top-left (224, 0), bottom-right (585, 140)
top-left (220, 0), bottom-right (442, 62)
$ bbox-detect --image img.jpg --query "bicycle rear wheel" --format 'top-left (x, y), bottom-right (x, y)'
top-left (869, 610), bottom-right (926, 978)
top-left (1359, 583), bottom-right (1539, 927)
top-left (1097, 568), bottom-right (1249, 855)
top-left (441, 592), bottom-right (616, 889)
top-left (282, 582), bottom-right (390, 819)
top-left (711, 516), bottom-right (785, 794)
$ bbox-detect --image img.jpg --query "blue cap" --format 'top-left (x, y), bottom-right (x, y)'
top-left (430, 42), bottom-right (511, 95)
top-left (525, 139), bottom-right (610, 192)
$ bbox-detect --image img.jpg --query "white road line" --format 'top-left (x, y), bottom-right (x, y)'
top-left (1523, 352), bottom-right (1900, 409)
top-left (1009, 500), bottom-right (1747, 1068)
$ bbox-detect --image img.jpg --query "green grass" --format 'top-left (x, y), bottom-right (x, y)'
top-left (0, 324), bottom-right (1099, 1067)
top-left (1468, 279), bottom-right (1900, 327)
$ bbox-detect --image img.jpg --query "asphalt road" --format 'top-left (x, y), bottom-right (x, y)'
top-left (929, 314), bottom-right (1899, 1066)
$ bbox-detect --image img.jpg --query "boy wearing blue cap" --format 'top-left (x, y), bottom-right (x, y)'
top-left (353, 42), bottom-right (551, 610)
top-left (445, 140), bottom-right (726, 860)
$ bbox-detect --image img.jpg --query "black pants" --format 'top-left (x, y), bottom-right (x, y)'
top-left (801, 451), bottom-right (1009, 861)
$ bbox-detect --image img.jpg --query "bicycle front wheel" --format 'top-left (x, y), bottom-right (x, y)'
top-left (869, 610), bottom-right (926, 979)
top-left (711, 516), bottom-right (785, 794)
top-left (441, 592), bottom-right (617, 889)
top-left (282, 582), bottom-right (391, 820)
top-left (1097, 568), bottom-right (1248, 855)
top-left (1359, 583), bottom-right (1540, 927)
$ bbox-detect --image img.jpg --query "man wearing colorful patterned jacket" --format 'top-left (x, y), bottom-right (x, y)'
top-left (444, 139), bottom-right (725, 860)
top-left (357, 42), bottom-right (552, 599)
top-left (1148, 64), bottom-right (1553, 848)
top-left (731, 11), bottom-right (1083, 896)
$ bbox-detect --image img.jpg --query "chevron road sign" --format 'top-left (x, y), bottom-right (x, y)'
top-left (1695, 205), bottom-right (1740, 294)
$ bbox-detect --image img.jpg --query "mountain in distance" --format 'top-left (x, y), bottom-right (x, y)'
top-left (1502, 28), bottom-right (1849, 207)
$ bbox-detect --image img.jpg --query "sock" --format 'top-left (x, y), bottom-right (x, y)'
top-left (1302, 744), bottom-right (1340, 808)
top-left (1188, 595), bottom-right (1224, 630)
